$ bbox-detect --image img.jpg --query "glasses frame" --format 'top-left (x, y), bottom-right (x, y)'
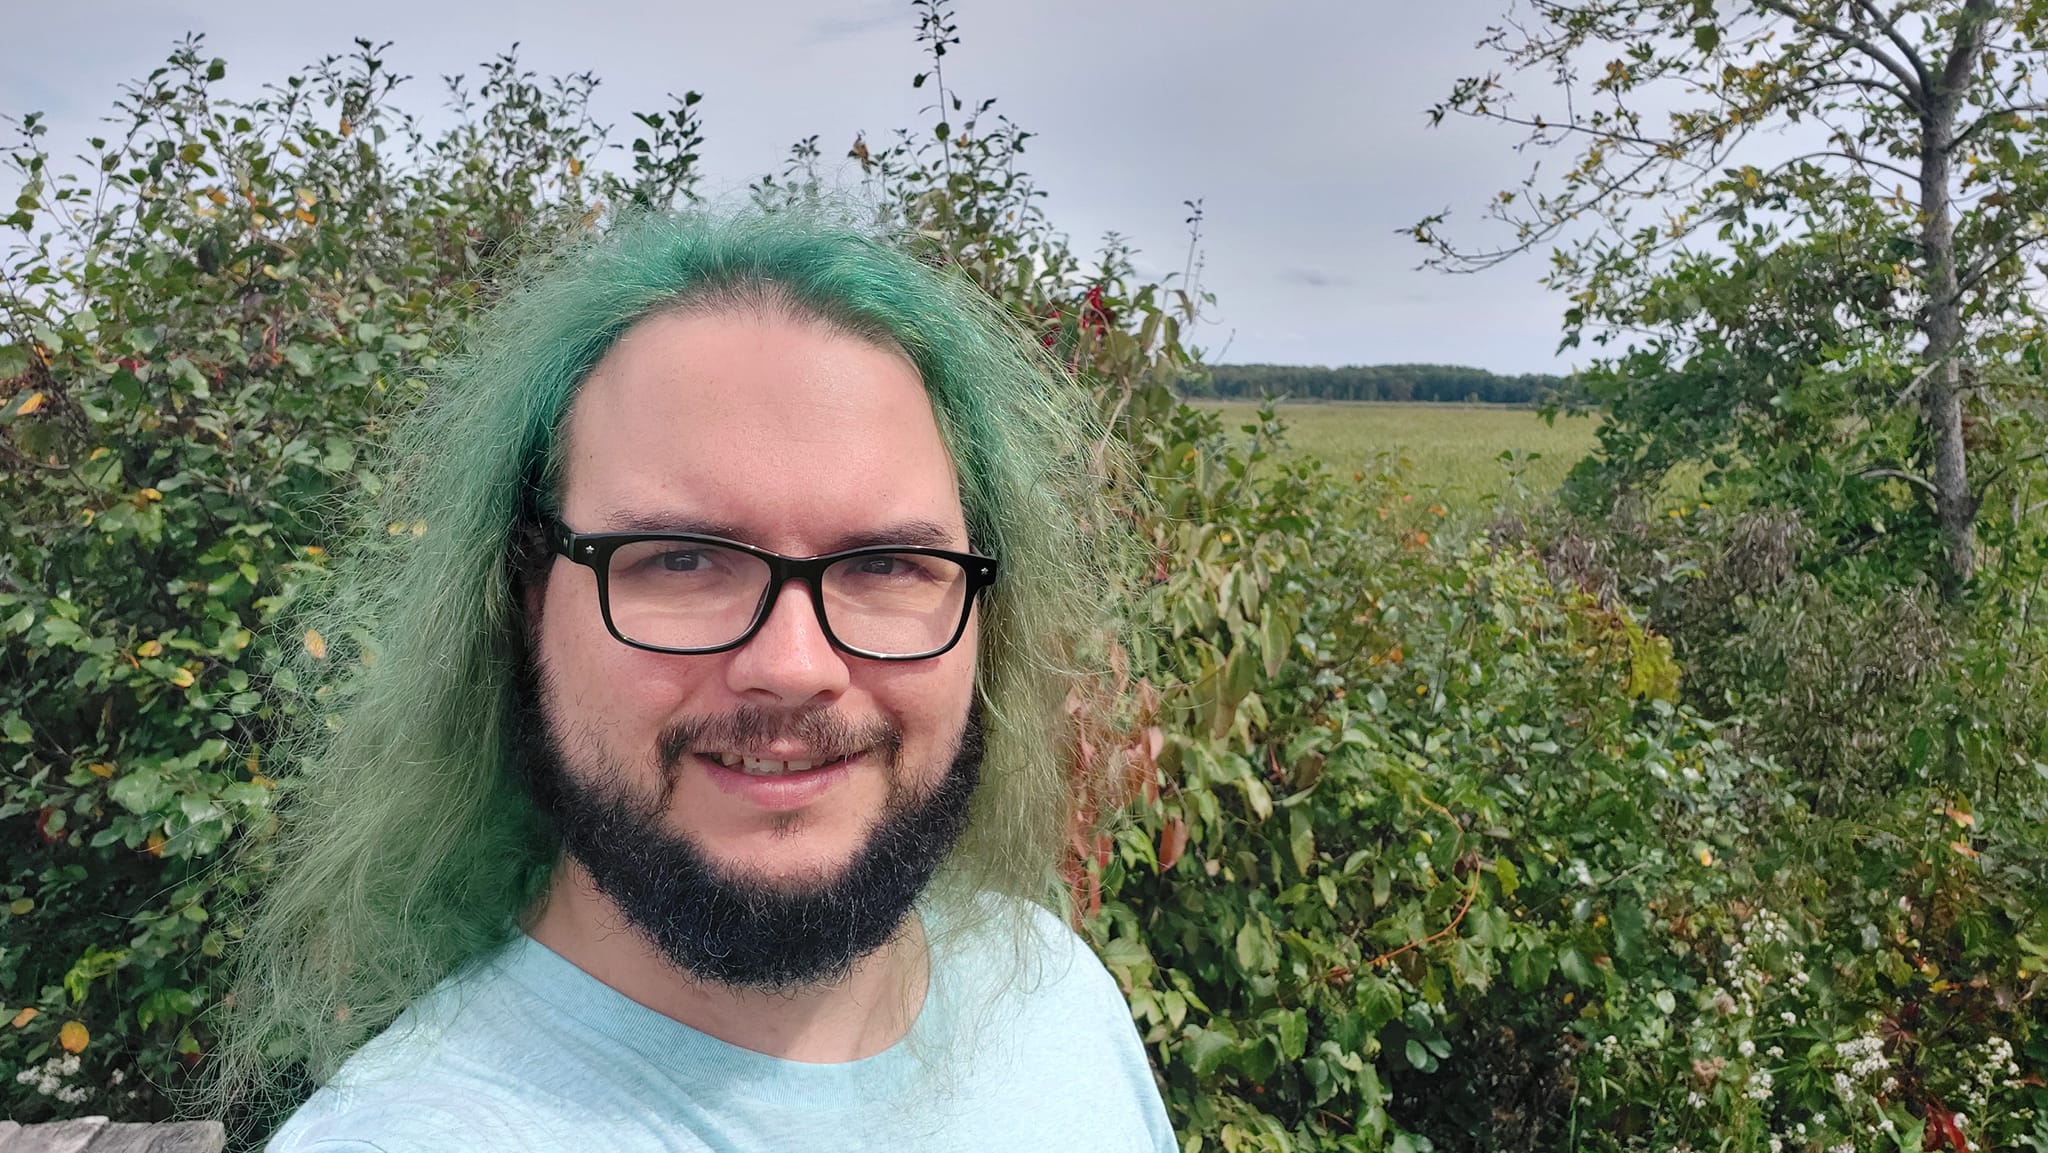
top-left (545, 519), bottom-right (999, 661)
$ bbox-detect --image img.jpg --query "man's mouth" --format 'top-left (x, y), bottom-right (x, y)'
top-left (705, 751), bottom-right (860, 777)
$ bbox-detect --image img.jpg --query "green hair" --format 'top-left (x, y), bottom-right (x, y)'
top-left (213, 209), bottom-right (1129, 1122)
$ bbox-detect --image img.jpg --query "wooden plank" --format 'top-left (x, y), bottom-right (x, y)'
top-left (0, 1117), bottom-right (106, 1153)
top-left (0, 1121), bottom-right (222, 1153)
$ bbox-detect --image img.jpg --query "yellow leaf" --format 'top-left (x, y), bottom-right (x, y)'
top-left (411, 520), bottom-right (427, 537)
top-left (86, 762), bottom-right (113, 779)
top-left (58, 1020), bottom-right (88, 1054)
top-left (206, 188), bottom-right (228, 206)
top-left (7, 898), bottom-right (31, 915)
top-left (137, 639), bottom-right (163, 657)
top-left (251, 773), bottom-right (275, 789)
top-left (9, 1007), bottom-right (35, 1028)
top-left (79, 508), bottom-right (95, 525)
top-left (88, 446), bottom-right (110, 461)
top-left (146, 832), bottom-right (166, 857)
top-left (387, 521), bottom-right (406, 535)
top-left (168, 667), bottom-right (196, 688)
top-left (304, 629), bottom-right (328, 660)
top-left (1944, 807), bottom-right (1976, 828)
top-left (1951, 840), bottom-right (1980, 859)
top-left (340, 116), bottom-right (353, 137)
top-left (1695, 846), bottom-right (1715, 867)
top-left (139, 487), bottom-right (163, 501)
top-left (296, 188), bottom-right (317, 207)
top-left (304, 545), bottom-right (326, 557)
top-left (294, 207), bottom-right (316, 225)
top-left (14, 391), bottom-right (45, 416)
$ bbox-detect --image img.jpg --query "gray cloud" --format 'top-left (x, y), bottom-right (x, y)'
top-left (4, 1), bottom-right (1580, 373)
top-left (1280, 267), bottom-right (1354, 289)
top-left (807, 5), bottom-right (901, 44)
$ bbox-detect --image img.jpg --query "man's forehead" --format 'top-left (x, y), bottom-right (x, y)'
top-left (554, 309), bottom-right (970, 551)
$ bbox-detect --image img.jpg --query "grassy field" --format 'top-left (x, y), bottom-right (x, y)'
top-left (1192, 400), bottom-right (1602, 508)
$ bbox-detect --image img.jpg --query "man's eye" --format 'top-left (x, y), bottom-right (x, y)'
top-left (659, 550), bottom-right (708, 572)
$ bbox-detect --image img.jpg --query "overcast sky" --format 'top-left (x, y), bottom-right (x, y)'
top-left (6, 0), bottom-right (1578, 373)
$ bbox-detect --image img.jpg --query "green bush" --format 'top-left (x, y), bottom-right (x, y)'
top-left (0, 39), bottom-right (699, 1120)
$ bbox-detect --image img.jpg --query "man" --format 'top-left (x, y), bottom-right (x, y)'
top-left (223, 212), bottom-right (1176, 1151)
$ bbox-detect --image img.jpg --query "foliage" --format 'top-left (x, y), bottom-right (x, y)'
top-left (4, 9), bottom-right (2044, 1153)
top-left (0, 37), bottom-right (699, 1122)
top-left (1412, 0), bottom-right (2048, 596)
top-left (1182, 364), bottom-right (1561, 407)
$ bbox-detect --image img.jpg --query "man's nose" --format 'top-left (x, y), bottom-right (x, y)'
top-left (724, 579), bottom-right (850, 705)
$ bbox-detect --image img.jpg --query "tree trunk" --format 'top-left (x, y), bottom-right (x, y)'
top-left (1918, 1), bottom-right (1995, 600)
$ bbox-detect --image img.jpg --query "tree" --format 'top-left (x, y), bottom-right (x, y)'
top-left (1412, 0), bottom-right (2048, 596)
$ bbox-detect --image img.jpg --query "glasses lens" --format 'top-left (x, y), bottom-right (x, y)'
top-left (822, 552), bottom-right (971, 657)
top-left (604, 539), bottom-right (772, 651)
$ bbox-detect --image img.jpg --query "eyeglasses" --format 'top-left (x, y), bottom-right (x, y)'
top-left (546, 520), bottom-right (998, 661)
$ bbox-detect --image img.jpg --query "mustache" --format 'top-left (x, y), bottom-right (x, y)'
top-left (656, 704), bottom-right (903, 769)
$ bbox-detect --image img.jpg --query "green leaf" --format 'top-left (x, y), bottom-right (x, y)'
top-left (1182, 1028), bottom-right (1235, 1077)
top-left (1289, 807), bottom-right (1316, 876)
top-left (1559, 947), bottom-right (1596, 987)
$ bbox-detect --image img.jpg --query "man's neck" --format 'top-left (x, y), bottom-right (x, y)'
top-left (525, 861), bottom-right (929, 1063)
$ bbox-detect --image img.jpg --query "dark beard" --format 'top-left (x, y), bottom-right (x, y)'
top-left (514, 671), bottom-right (981, 993)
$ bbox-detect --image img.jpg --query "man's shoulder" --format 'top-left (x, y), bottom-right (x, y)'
top-left (935, 891), bottom-right (1123, 1004)
top-left (265, 939), bottom-right (669, 1153)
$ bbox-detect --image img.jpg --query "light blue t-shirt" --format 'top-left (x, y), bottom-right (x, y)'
top-left (268, 902), bottom-right (1177, 1153)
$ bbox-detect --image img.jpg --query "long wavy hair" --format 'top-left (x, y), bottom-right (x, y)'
top-left (212, 209), bottom-right (1130, 1121)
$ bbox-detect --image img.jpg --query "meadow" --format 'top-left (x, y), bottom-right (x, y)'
top-left (1192, 399), bottom-right (1601, 507)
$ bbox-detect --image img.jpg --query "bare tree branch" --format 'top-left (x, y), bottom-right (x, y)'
top-left (1937, 0), bottom-right (1999, 114)
top-left (1858, 466), bottom-right (1940, 497)
top-left (1950, 101), bottom-right (2048, 153)
top-left (1849, 0), bottom-right (1934, 93)
top-left (1957, 229), bottom-right (2048, 296)
top-left (1753, 0), bottom-right (1926, 106)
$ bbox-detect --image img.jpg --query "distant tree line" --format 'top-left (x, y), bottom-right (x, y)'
top-left (1182, 363), bottom-right (1563, 406)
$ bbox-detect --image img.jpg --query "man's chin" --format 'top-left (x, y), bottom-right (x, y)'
top-left (522, 702), bottom-right (984, 991)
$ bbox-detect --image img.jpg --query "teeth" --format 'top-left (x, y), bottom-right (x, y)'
top-left (709, 752), bottom-right (831, 776)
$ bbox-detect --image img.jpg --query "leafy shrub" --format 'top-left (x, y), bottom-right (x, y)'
top-left (0, 38), bottom-right (698, 1120)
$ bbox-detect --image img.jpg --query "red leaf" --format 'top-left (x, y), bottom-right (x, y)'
top-left (1159, 818), bottom-right (1188, 871)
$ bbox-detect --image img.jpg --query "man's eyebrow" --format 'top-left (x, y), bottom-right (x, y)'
top-left (592, 511), bottom-right (968, 553)
top-left (827, 520), bottom-right (965, 552)
top-left (596, 510), bottom-right (751, 539)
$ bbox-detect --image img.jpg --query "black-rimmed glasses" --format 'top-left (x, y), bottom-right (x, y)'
top-left (547, 520), bottom-right (998, 661)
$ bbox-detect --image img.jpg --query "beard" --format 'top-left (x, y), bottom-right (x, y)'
top-left (514, 670), bottom-right (981, 993)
